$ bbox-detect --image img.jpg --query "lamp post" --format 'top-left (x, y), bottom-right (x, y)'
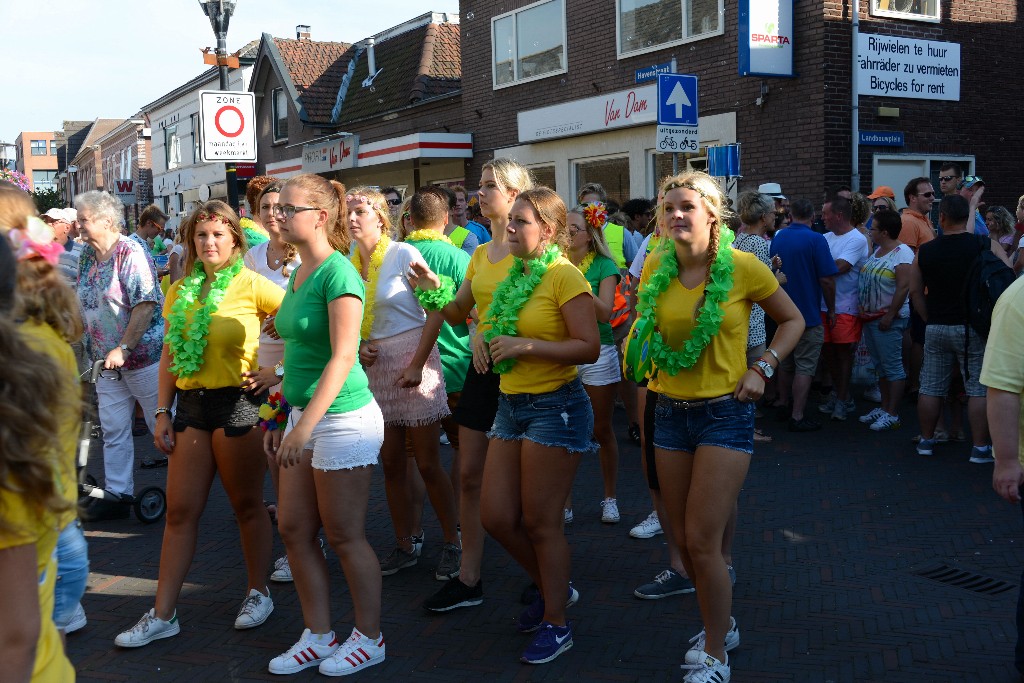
top-left (199, 0), bottom-right (240, 212)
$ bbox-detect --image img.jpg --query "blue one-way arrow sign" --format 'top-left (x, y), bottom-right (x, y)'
top-left (657, 73), bottom-right (699, 126)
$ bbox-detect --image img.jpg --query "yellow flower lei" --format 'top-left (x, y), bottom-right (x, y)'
top-left (574, 251), bottom-right (596, 277)
top-left (351, 233), bottom-right (391, 340)
top-left (404, 228), bottom-right (454, 246)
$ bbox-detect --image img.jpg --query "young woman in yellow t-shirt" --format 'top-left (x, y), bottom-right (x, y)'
top-left (635, 172), bottom-right (804, 682)
top-left (116, 201), bottom-right (284, 648)
top-left (410, 187), bottom-right (599, 665)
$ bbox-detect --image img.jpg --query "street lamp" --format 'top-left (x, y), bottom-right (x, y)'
top-left (198, 0), bottom-right (240, 211)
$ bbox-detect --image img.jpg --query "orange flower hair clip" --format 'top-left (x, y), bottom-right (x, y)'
top-left (582, 202), bottom-right (608, 230)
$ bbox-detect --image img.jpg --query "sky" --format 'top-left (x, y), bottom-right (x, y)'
top-left (0, 1), bottom-right (459, 145)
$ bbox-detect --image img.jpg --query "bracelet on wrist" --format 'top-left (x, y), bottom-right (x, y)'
top-left (154, 407), bottom-right (172, 419)
top-left (414, 274), bottom-right (456, 311)
top-left (765, 347), bottom-right (780, 364)
top-left (258, 392), bottom-right (291, 432)
top-left (749, 364), bottom-right (768, 381)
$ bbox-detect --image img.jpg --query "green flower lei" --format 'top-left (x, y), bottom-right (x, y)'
top-left (164, 258), bottom-right (245, 377)
top-left (636, 227), bottom-right (736, 376)
top-left (415, 275), bottom-right (456, 311)
top-left (483, 245), bottom-right (561, 374)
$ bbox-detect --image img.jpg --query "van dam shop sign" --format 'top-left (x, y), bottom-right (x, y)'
top-left (517, 85), bottom-right (656, 143)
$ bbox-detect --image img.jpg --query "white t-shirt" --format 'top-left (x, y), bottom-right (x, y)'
top-left (244, 242), bottom-right (302, 354)
top-left (169, 243), bottom-right (184, 258)
top-left (629, 234), bottom-right (654, 279)
top-left (821, 229), bottom-right (870, 315)
top-left (369, 241), bottom-right (428, 340)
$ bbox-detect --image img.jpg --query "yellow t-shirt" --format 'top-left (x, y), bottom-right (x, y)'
top-left (980, 276), bottom-right (1024, 466)
top-left (164, 268), bottom-right (285, 390)
top-left (18, 321), bottom-right (80, 529)
top-left (495, 256), bottom-right (593, 395)
top-left (0, 488), bottom-right (75, 682)
top-left (645, 248), bottom-right (779, 400)
top-left (465, 245), bottom-right (515, 334)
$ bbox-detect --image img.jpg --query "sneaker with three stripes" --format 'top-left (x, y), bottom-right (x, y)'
top-left (268, 628), bottom-right (340, 674)
top-left (318, 627), bottom-right (385, 676)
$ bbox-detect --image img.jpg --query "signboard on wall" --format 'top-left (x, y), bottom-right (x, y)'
top-left (738, 0), bottom-right (794, 77)
top-left (856, 34), bottom-right (960, 101)
top-left (518, 85), bottom-right (656, 143)
top-left (302, 136), bottom-right (359, 174)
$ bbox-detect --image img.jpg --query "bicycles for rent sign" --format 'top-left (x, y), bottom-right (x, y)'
top-left (198, 91), bottom-right (257, 162)
top-left (656, 74), bottom-right (700, 153)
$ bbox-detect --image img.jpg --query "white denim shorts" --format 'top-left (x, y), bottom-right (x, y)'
top-left (577, 344), bottom-right (622, 387)
top-left (286, 400), bottom-right (384, 471)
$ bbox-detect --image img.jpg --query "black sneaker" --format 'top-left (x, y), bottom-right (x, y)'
top-left (80, 497), bottom-right (130, 522)
top-left (628, 423), bottom-right (641, 445)
top-left (423, 577), bottom-right (483, 612)
top-left (788, 416), bottom-right (822, 432)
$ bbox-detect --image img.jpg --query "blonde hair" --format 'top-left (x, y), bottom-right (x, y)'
top-left (397, 197), bottom-right (414, 240)
top-left (850, 192), bottom-right (871, 228)
top-left (345, 186), bottom-right (394, 239)
top-left (178, 200), bottom-right (248, 276)
top-left (568, 205), bottom-right (614, 261)
top-left (481, 158), bottom-right (535, 196)
top-left (14, 258), bottom-right (83, 342)
top-left (0, 183), bottom-right (37, 232)
top-left (657, 171), bottom-right (730, 287)
top-left (281, 175), bottom-right (350, 254)
top-left (985, 206), bottom-right (1015, 240)
top-left (516, 187), bottom-right (569, 253)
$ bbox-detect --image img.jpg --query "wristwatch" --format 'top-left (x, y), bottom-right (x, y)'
top-left (753, 359), bottom-right (775, 380)
top-left (274, 361), bottom-right (285, 379)
top-left (118, 343), bottom-right (133, 353)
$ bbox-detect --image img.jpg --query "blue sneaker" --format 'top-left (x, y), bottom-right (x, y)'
top-left (517, 584), bottom-right (579, 633)
top-left (916, 438), bottom-right (936, 456)
top-left (521, 622), bottom-right (573, 664)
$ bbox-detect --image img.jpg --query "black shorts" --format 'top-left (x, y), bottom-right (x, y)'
top-left (173, 386), bottom-right (266, 437)
top-left (644, 388), bottom-right (659, 491)
top-left (452, 364), bottom-right (501, 433)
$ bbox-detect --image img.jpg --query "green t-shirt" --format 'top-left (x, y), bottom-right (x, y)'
top-left (584, 253), bottom-right (621, 346)
top-left (406, 237), bottom-right (471, 393)
top-left (275, 251), bottom-right (373, 413)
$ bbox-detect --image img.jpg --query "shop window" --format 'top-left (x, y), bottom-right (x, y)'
top-left (574, 156), bottom-right (629, 207)
top-left (32, 170), bottom-right (57, 191)
top-left (492, 0), bottom-right (566, 88)
top-left (617, 0), bottom-right (723, 59)
top-left (273, 88), bottom-right (289, 141)
top-left (30, 139), bottom-right (46, 155)
top-left (870, 0), bottom-right (940, 22)
top-left (530, 165), bottom-right (557, 193)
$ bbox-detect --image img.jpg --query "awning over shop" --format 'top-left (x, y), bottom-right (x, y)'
top-left (356, 133), bottom-right (472, 167)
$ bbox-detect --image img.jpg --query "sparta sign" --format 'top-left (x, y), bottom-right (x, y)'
top-left (199, 91), bottom-right (257, 162)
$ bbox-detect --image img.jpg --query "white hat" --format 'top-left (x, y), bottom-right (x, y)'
top-left (42, 207), bottom-right (77, 222)
top-left (757, 182), bottom-right (786, 199)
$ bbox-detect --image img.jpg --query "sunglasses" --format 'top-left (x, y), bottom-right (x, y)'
top-left (938, 175), bottom-right (956, 182)
top-left (871, 204), bottom-right (888, 212)
top-left (386, 198), bottom-right (402, 207)
top-left (916, 191), bottom-right (935, 198)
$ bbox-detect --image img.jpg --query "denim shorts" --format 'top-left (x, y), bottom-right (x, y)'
top-left (862, 317), bottom-right (909, 381)
top-left (653, 394), bottom-right (755, 455)
top-left (488, 378), bottom-right (597, 454)
top-left (53, 520), bottom-right (89, 629)
top-left (173, 386), bottom-right (266, 436)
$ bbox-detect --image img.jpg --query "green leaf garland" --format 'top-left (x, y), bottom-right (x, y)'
top-left (482, 245), bottom-right (561, 374)
top-left (164, 258), bottom-right (245, 377)
top-left (635, 227), bottom-right (736, 376)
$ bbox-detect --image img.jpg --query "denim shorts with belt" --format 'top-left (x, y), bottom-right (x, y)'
top-left (652, 394), bottom-right (755, 455)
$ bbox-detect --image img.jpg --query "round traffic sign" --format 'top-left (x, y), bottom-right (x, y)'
top-left (214, 105), bottom-right (245, 138)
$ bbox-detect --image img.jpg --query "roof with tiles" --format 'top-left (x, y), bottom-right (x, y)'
top-left (272, 36), bottom-right (353, 123)
top-left (338, 21), bottom-right (460, 124)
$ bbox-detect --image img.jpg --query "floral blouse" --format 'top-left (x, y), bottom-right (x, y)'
top-left (78, 236), bottom-right (165, 370)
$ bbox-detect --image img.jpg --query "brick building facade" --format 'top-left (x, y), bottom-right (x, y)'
top-left (459, 0), bottom-right (1021, 210)
top-left (94, 118), bottom-right (153, 228)
top-left (14, 131), bottom-right (59, 191)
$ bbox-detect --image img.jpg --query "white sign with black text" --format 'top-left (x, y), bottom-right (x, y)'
top-left (856, 34), bottom-right (960, 101)
top-left (656, 126), bottom-right (700, 154)
top-left (199, 91), bottom-right (257, 162)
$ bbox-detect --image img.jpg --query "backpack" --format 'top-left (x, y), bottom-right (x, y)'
top-left (962, 234), bottom-right (1015, 339)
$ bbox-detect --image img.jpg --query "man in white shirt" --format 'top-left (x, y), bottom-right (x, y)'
top-left (818, 195), bottom-right (870, 421)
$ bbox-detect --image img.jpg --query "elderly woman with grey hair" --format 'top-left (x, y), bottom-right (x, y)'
top-left (76, 190), bottom-right (166, 521)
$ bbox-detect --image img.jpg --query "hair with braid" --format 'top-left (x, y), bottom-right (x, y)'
top-left (657, 171), bottom-right (731, 292)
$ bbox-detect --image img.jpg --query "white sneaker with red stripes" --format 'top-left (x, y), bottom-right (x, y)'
top-left (318, 627), bottom-right (385, 677)
top-left (268, 628), bottom-right (340, 674)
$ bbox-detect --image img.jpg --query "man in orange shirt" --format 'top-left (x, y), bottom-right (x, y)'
top-left (900, 177), bottom-right (937, 253)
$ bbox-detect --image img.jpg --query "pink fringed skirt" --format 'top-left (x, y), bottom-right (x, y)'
top-left (365, 327), bottom-right (450, 427)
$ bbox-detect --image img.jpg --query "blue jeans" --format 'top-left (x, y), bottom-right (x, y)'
top-left (53, 520), bottom-right (89, 628)
top-left (489, 378), bottom-right (597, 454)
top-left (653, 395), bottom-right (755, 455)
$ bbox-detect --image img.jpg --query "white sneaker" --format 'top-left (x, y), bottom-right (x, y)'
top-left (629, 510), bottom-right (663, 538)
top-left (440, 432), bottom-right (450, 445)
top-left (65, 602), bottom-right (87, 634)
top-left (858, 407), bottom-right (886, 424)
top-left (683, 617), bottom-right (740, 664)
top-left (682, 651), bottom-right (731, 682)
top-left (114, 609), bottom-right (180, 647)
top-left (268, 628), bottom-right (340, 674)
top-left (234, 588), bottom-right (274, 629)
top-left (600, 498), bottom-right (620, 523)
top-left (271, 555), bottom-right (293, 583)
top-left (870, 413), bottom-right (902, 431)
top-left (864, 384), bottom-right (882, 403)
top-left (318, 627), bottom-right (385, 676)
top-left (411, 530), bottom-right (424, 558)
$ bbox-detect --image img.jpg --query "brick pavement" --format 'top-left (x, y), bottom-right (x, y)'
top-left (68, 394), bottom-right (1024, 682)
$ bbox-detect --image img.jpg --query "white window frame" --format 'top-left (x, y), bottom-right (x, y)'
top-left (646, 149), bottom-right (710, 197)
top-left (272, 88), bottom-right (289, 142)
top-left (869, 0), bottom-right (941, 24)
top-left (165, 125), bottom-right (181, 171)
top-left (491, 0), bottom-right (568, 90)
top-left (616, 0), bottom-right (725, 60)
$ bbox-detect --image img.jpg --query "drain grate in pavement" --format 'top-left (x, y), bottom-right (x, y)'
top-left (914, 564), bottom-right (1016, 596)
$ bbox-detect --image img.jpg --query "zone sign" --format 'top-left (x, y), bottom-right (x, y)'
top-left (199, 91), bottom-right (257, 162)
